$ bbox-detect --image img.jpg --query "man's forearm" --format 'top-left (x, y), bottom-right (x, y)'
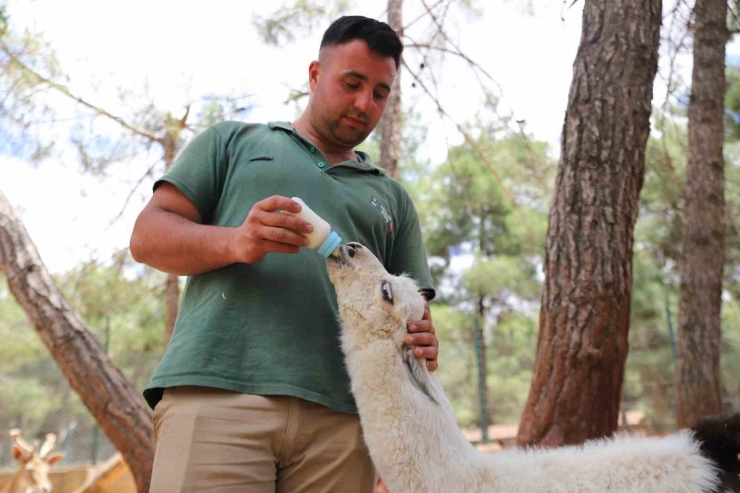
top-left (130, 209), bottom-right (238, 276)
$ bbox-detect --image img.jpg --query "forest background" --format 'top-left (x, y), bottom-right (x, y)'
top-left (1, 0), bottom-right (738, 480)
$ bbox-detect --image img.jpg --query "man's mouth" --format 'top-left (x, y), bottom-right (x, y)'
top-left (344, 116), bottom-right (366, 128)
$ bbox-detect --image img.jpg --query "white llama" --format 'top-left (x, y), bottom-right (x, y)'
top-left (1, 430), bottom-right (64, 493)
top-left (327, 242), bottom-right (740, 493)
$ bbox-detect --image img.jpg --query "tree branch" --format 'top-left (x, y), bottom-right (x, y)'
top-left (407, 15), bottom-right (545, 194)
top-left (0, 40), bottom-right (162, 144)
top-left (404, 41), bottom-right (501, 91)
top-left (178, 104), bottom-right (190, 129)
top-left (415, 0), bottom-right (503, 96)
top-left (419, 0), bottom-right (473, 65)
top-left (402, 59), bottom-right (516, 207)
top-left (403, 0), bottom-right (447, 31)
top-left (105, 158), bottom-right (164, 230)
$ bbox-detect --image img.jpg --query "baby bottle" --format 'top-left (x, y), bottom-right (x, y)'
top-left (281, 197), bottom-right (342, 258)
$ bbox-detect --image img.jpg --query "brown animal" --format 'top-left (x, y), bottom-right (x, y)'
top-left (0, 429), bottom-right (64, 493)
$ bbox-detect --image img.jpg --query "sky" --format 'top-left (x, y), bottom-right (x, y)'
top-left (0, 0), bottom-right (719, 275)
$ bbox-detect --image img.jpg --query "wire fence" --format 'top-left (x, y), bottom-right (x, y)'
top-left (622, 315), bottom-right (740, 434)
top-left (444, 294), bottom-right (740, 444)
top-left (0, 349), bottom-right (162, 470)
top-left (0, 314), bottom-right (738, 469)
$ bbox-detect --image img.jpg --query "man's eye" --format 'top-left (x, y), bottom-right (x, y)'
top-left (346, 83), bottom-right (360, 90)
top-left (374, 91), bottom-right (388, 100)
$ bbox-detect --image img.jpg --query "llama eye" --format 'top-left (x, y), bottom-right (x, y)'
top-left (380, 280), bottom-right (393, 304)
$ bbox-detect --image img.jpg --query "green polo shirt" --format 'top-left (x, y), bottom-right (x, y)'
top-left (143, 121), bottom-right (435, 414)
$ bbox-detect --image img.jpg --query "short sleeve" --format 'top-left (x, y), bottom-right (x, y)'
top-left (389, 195), bottom-right (436, 301)
top-left (153, 126), bottom-right (227, 223)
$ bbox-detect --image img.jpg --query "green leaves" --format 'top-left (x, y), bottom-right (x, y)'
top-left (0, 10), bottom-right (62, 162)
top-left (0, 254), bottom-right (168, 439)
top-left (462, 256), bottom-right (539, 302)
top-left (402, 119), bottom-right (553, 426)
top-left (725, 66), bottom-right (740, 140)
top-left (55, 256), bottom-right (168, 361)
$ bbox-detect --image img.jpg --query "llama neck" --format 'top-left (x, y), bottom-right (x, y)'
top-left (344, 338), bottom-right (477, 492)
top-left (1, 471), bottom-right (26, 493)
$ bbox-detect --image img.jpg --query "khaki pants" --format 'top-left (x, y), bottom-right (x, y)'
top-left (150, 386), bottom-right (376, 493)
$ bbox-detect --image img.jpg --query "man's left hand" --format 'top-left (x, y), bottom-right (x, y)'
top-left (405, 305), bottom-right (438, 372)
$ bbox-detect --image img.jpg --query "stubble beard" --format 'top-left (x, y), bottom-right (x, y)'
top-left (309, 102), bottom-right (372, 148)
top-left (329, 118), bottom-right (370, 147)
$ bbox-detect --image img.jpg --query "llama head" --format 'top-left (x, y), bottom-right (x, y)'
top-left (9, 429), bottom-right (64, 492)
top-left (326, 242), bottom-right (425, 346)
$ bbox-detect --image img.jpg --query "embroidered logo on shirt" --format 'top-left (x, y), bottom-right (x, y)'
top-left (370, 196), bottom-right (394, 234)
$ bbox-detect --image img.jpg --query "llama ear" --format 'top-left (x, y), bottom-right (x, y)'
top-left (46, 453), bottom-right (64, 465)
top-left (402, 345), bottom-right (438, 405)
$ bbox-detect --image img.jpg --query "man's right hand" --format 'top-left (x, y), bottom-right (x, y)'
top-left (131, 187), bottom-right (315, 275)
top-left (232, 195), bottom-right (315, 264)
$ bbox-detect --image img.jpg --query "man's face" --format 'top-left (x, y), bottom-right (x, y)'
top-left (309, 39), bottom-right (397, 148)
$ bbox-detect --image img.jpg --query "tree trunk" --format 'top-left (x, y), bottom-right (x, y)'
top-left (0, 192), bottom-right (154, 493)
top-left (379, 0), bottom-right (403, 179)
top-left (162, 131), bottom-right (180, 345)
top-left (675, 0), bottom-right (727, 428)
top-left (477, 298), bottom-right (490, 431)
top-left (517, 0), bottom-right (661, 447)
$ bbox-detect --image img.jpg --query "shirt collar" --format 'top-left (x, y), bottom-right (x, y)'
top-left (268, 121), bottom-right (386, 175)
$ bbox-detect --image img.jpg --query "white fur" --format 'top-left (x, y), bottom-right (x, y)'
top-left (327, 243), bottom-right (721, 493)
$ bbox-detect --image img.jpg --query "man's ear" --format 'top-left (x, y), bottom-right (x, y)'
top-left (308, 60), bottom-right (321, 93)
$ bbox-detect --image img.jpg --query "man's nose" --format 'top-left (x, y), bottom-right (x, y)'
top-left (354, 88), bottom-right (372, 113)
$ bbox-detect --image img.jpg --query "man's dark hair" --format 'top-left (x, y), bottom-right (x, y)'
top-left (320, 16), bottom-right (403, 69)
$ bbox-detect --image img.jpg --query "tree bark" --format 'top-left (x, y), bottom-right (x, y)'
top-left (517, 0), bottom-right (661, 447)
top-left (379, 0), bottom-right (403, 179)
top-left (675, 0), bottom-right (727, 428)
top-left (477, 298), bottom-right (490, 431)
top-left (162, 127), bottom-right (180, 345)
top-left (0, 192), bottom-right (154, 493)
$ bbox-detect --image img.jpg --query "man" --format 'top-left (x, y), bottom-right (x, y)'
top-left (130, 15), bottom-right (438, 493)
